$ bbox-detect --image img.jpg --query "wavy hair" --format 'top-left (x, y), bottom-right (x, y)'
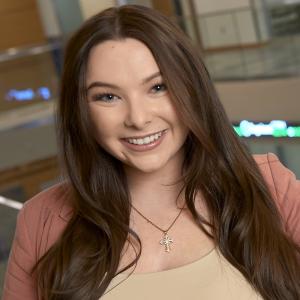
top-left (33, 5), bottom-right (300, 299)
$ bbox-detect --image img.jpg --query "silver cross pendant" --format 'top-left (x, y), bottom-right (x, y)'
top-left (160, 232), bottom-right (173, 252)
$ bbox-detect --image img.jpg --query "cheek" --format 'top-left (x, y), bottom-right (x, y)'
top-left (88, 107), bottom-right (118, 142)
top-left (162, 101), bottom-right (188, 132)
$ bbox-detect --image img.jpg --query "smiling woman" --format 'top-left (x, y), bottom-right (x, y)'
top-left (86, 38), bottom-right (188, 173)
top-left (2, 4), bottom-right (300, 300)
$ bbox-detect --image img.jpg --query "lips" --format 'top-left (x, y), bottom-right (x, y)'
top-left (123, 129), bottom-right (166, 140)
top-left (120, 129), bottom-right (167, 152)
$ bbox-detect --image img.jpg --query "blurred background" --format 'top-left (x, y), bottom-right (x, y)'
top-left (0, 0), bottom-right (299, 294)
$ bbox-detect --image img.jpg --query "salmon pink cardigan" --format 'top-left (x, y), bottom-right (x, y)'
top-left (2, 153), bottom-right (300, 299)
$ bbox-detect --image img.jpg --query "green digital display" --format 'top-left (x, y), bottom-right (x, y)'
top-left (233, 120), bottom-right (300, 138)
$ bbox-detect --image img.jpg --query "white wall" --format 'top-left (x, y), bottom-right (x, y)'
top-left (79, 0), bottom-right (116, 20)
top-left (193, 0), bottom-right (251, 14)
top-left (179, 1), bottom-right (254, 46)
top-left (182, 0), bottom-right (271, 49)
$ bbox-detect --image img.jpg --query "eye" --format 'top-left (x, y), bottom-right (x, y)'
top-left (150, 82), bottom-right (167, 93)
top-left (92, 93), bottom-right (120, 102)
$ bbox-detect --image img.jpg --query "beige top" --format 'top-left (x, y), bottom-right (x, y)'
top-left (102, 248), bottom-right (263, 300)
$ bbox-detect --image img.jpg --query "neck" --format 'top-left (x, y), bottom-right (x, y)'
top-left (124, 154), bottom-right (186, 210)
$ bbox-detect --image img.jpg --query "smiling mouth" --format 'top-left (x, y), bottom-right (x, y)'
top-left (123, 129), bottom-right (167, 145)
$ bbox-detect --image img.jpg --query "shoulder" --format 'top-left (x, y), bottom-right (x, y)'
top-left (17, 182), bottom-right (74, 259)
top-left (253, 153), bottom-right (298, 200)
top-left (3, 184), bottom-right (74, 299)
top-left (253, 152), bottom-right (279, 166)
top-left (253, 153), bottom-right (284, 192)
top-left (253, 153), bottom-right (300, 244)
top-left (21, 182), bottom-right (74, 223)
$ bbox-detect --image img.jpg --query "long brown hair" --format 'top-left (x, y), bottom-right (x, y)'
top-left (33, 5), bottom-right (300, 299)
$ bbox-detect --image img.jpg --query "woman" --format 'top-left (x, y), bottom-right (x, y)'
top-left (3, 5), bottom-right (300, 300)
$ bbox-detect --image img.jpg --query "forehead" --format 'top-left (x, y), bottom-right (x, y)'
top-left (86, 38), bottom-right (160, 82)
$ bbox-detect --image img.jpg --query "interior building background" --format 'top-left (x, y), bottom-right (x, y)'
top-left (0, 0), bottom-right (299, 294)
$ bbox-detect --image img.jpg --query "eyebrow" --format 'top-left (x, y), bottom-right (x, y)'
top-left (86, 71), bottom-right (161, 91)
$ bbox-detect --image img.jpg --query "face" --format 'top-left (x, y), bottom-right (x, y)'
top-left (86, 38), bottom-right (189, 174)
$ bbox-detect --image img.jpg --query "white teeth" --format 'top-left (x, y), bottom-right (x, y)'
top-left (126, 131), bottom-right (163, 145)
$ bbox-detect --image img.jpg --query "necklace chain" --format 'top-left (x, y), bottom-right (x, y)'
top-left (131, 203), bottom-right (185, 252)
top-left (131, 204), bottom-right (185, 233)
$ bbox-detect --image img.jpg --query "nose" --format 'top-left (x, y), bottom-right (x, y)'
top-left (124, 99), bottom-right (152, 129)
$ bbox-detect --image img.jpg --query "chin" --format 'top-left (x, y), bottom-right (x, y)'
top-left (126, 160), bottom-right (167, 174)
